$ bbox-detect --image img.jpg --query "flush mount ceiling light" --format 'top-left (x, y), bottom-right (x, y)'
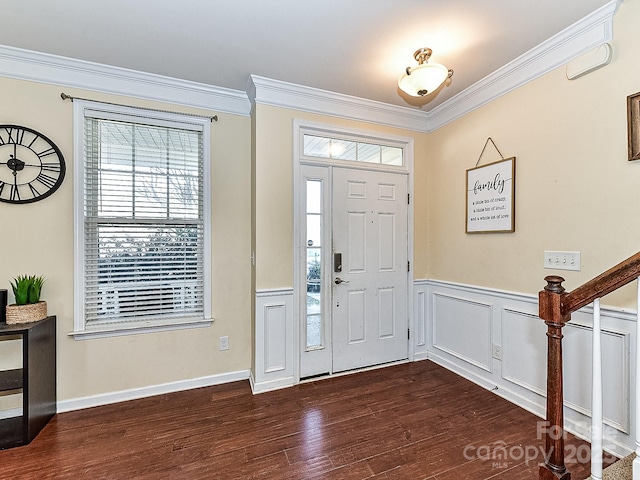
top-left (398, 48), bottom-right (454, 97)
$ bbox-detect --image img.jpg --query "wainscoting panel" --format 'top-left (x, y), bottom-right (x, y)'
top-left (563, 319), bottom-right (630, 433)
top-left (264, 304), bottom-right (288, 373)
top-left (421, 279), bottom-right (637, 457)
top-left (414, 289), bottom-right (427, 346)
top-left (501, 307), bottom-right (547, 396)
top-left (253, 289), bottom-right (295, 393)
top-left (432, 292), bottom-right (492, 372)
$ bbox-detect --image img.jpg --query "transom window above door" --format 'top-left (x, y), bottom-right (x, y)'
top-left (303, 134), bottom-right (403, 166)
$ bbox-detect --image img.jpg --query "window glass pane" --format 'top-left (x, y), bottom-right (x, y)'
top-left (304, 135), bottom-right (330, 157)
top-left (382, 146), bottom-right (403, 166)
top-left (358, 143), bottom-right (381, 164)
top-left (95, 121), bottom-right (200, 220)
top-left (306, 314), bottom-right (322, 349)
top-left (303, 134), bottom-right (404, 168)
top-left (83, 111), bottom-right (205, 327)
top-left (306, 180), bottom-right (322, 214)
top-left (306, 247), bottom-right (322, 349)
top-left (306, 215), bottom-right (321, 247)
top-left (331, 139), bottom-right (356, 160)
top-left (305, 175), bottom-right (323, 350)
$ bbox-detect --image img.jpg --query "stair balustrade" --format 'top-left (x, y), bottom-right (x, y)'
top-left (539, 251), bottom-right (640, 480)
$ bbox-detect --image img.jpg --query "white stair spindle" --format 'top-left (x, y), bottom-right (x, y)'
top-left (634, 279), bottom-right (640, 479)
top-left (591, 297), bottom-right (603, 480)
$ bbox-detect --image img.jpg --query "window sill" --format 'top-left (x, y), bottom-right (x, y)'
top-left (69, 318), bottom-right (213, 340)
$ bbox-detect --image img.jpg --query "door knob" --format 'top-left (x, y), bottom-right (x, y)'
top-left (334, 277), bottom-right (349, 285)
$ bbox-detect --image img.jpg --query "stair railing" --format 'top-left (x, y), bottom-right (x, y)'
top-left (539, 251), bottom-right (640, 480)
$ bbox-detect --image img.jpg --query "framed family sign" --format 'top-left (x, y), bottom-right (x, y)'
top-left (466, 157), bottom-right (516, 233)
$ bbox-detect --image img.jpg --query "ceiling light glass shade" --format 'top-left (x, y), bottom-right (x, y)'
top-left (398, 48), bottom-right (453, 97)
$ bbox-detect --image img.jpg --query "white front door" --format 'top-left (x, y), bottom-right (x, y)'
top-left (331, 167), bottom-right (408, 372)
top-left (299, 165), bottom-right (409, 377)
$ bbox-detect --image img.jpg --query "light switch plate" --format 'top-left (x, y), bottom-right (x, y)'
top-left (544, 251), bottom-right (581, 271)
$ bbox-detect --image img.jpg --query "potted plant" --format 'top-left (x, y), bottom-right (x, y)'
top-left (6, 275), bottom-right (47, 324)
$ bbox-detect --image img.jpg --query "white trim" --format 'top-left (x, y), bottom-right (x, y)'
top-left (57, 369), bottom-right (251, 413)
top-left (426, 277), bottom-right (639, 321)
top-left (419, 277), bottom-right (637, 459)
top-left (69, 319), bottom-right (213, 340)
top-left (255, 288), bottom-right (295, 298)
top-left (0, 1), bottom-right (618, 132)
top-left (250, 373), bottom-right (297, 394)
top-left (249, 1), bottom-right (617, 133)
top-left (427, 0), bottom-right (617, 131)
top-left (0, 44), bottom-right (250, 117)
top-left (249, 75), bottom-right (428, 133)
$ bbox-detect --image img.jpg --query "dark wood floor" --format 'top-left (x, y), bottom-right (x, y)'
top-left (0, 361), bottom-right (615, 479)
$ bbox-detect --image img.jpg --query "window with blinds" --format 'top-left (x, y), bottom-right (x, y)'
top-left (74, 101), bottom-right (211, 334)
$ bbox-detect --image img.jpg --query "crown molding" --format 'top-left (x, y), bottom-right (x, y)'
top-left (427, 0), bottom-right (617, 131)
top-left (248, 75), bottom-right (429, 133)
top-left (0, 0), bottom-right (619, 130)
top-left (0, 44), bottom-right (251, 117)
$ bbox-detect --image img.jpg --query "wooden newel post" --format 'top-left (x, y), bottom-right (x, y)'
top-left (539, 275), bottom-right (572, 480)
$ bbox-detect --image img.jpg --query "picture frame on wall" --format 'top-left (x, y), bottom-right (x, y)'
top-left (628, 91), bottom-right (640, 161)
top-left (466, 157), bottom-right (516, 234)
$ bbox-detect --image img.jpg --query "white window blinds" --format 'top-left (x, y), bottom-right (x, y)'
top-left (82, 109), bottom-right (206, 326)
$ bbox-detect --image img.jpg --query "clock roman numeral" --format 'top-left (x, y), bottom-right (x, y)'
top-left (4, 127), bottom-right (15, 144)
top-left (15, 128), bottom-right (25, 145)
top-left (27, 134), bottom-right (39, 149)
top-left (37, 147), bottom-right (57, 159)
top-left (0, 181), bottom-right (5, 197)
top-left (41, 163), bottom-right (61, 173)
top-left (36, 173), bottom-right (58, 189)
top-left (28, 183), bottom-right (41, 198)
top-left (10, 184), bottom-right (20, 202)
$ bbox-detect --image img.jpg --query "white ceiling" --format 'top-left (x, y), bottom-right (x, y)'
top-left (0, 0), bottom-right (612, 111)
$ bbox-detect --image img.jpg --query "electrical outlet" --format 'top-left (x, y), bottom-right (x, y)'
top-left (544, 251), bottom-right (581, 271)
top-left (219, 336), bottom-right (229, 351)
top-left (492, 344), bottom-right (502, 360)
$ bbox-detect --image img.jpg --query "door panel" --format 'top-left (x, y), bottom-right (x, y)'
top-left (332, 167), bottom-right (408, 373)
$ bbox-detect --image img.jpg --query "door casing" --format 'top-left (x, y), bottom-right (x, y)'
top-left (293, 119), bottom-right (416, 383)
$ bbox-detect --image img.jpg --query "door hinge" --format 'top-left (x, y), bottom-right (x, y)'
top-left (408, 328), bottom-right (410, 340)
top-left (407, 260), bottom-right (410, 272)
top-left (407, 193), bottom-right (410, 204)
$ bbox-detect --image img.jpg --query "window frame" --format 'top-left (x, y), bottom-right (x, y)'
top-left (72, 100), bottom-right (212, 339)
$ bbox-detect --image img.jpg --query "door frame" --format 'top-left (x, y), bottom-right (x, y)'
top-left (292, 119), bottom-right (416, 383)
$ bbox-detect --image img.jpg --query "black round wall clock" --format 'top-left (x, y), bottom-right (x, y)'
top-left (0, 124), bottom-right (66, 204)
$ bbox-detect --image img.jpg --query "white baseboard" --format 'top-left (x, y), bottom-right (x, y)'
top-left (57, 369), bottom-right (251, 413)
top-left (250, 374), bottom-right (296, 394)
top-left (427, 350), bottom-right (498, 393)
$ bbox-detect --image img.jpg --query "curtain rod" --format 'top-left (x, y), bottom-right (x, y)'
top-left (60, 93), bottom-right (218, 122)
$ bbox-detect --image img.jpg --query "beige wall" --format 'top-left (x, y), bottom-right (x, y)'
top-left (0, 78), bottom-right (252, 401)
top-left (425, 0), bottom-right (640, 308)
top-left (252, 103), bottom-right (430, 290)
top-left (1, 0), bottom-right (637, 403)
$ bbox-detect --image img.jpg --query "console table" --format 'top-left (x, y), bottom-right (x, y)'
top-left (0, 316), bottom-right (56, 449)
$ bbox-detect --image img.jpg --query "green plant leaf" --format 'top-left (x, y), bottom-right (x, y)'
top-left (28, 275), bottom-right (45, 304)
top-left (11, 275), bottom-right (31, 305)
